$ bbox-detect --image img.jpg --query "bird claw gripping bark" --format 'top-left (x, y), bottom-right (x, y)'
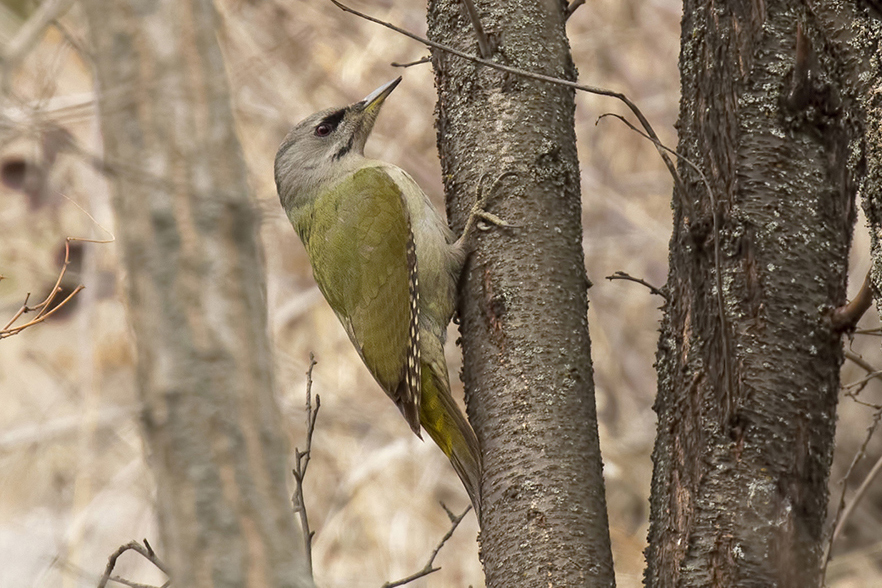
top-left (458, 170), bottom-right (518, 248)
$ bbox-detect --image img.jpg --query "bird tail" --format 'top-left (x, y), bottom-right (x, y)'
top-left (419, 361), bottom-right (482, 520)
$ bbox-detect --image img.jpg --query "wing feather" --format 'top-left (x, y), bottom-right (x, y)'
top-left (303, 166), bottom-right (421, 433)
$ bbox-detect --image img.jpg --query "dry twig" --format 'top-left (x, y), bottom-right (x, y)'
top-left (605, 271), bottom-right (668, 300)
top-left (381, 504), bottom-right (472, 588)
top-left (1, 195), bottom-right (114, 339)
top-left (328, 0), bottom-right (684, 199)
top-left (832, 271), bottom-right (874, 331)
top-left (97, 539), bottom-right (169, 588)
top-left (460, 0), bottom-right (494, 58)
top-left (292, 353), bottom-right (320, 580)
top-left (822, 353), bottom-right (882, 575)
top-left (391, 56), bottom-right (432, 68)
top-left (1, 238), bottom-right (84, 339)
top-left (566, 0), bottom-right (587, 20)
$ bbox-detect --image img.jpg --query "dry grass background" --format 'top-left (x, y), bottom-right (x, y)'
top-left (0, 0), bottom-right (881, 586)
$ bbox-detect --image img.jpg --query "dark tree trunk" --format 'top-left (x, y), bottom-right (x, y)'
top-left (427, 1), bottom-right (615, 586)
top-left (862, 16), bottom-right (882, 309)
top-left (646, 2), bottom-right (866, 586)
top-left (82, 1), bottom-right (311, 586)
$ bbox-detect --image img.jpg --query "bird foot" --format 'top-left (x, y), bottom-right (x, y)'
top-left (458, 170), bottom-right (518, 247)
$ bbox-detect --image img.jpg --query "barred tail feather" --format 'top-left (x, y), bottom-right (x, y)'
top-left (419, 363), bottom-right (482, 519)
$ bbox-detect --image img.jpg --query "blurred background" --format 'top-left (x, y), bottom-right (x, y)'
top-left (0, 0), bottom-right (880, 586)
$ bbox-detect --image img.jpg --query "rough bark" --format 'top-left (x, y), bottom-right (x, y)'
top-left (427, 1), bottom-right (615, 586)
top-left (862, 14), bottom-right (882, 310)
top-left (82, 2), bottom-right (311, 587)
top-left (645, 1), bottom-right (865, 586)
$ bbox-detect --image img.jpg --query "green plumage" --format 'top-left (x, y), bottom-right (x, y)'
top-left (292, 167), bottom-right (421, 431)
top-left (274, 78), bottom-right (482, 518)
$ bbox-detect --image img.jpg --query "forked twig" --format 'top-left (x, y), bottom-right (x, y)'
top-left (381, 504), bottom-right (472, 588)
top-left (97, 539), bottom-right (169, 588)
top-left (328, 0), bottom-right (684, 200)
top-left (606, 271), bottom-right (668, 300)
top-left (822, 352), bottom-right (882, 576)
top-left (292, 354), bottom-right (320, 580)
top-left (598, 112), bottom-right (733, 419)
top-left (1, 194), bottom-right (115, 339)
top-left (2, 238), bottom-right (83, 338)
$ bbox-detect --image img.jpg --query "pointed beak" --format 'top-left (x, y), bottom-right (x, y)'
top-left (359, 77), bottom-right (402, 114)
top-left (345, 77), bottom-right (402, 155)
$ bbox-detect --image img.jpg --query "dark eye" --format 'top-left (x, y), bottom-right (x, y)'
top-left (315, 123), bottom-right (332, 137)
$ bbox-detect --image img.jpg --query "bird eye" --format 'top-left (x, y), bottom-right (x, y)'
top-left (315, 123), bottom-right (332, 137)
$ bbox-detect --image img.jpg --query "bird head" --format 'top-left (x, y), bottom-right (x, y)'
top-left (274, 77), bottom-right (401, 211)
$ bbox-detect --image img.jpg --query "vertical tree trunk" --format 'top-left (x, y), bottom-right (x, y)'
top-left (427, 1), bottom-right (615, 586)
top-left (82, 2), bottom-right (311, 587)
top-left (862, 15), bottom-right (882, 313)
top-left (646, 2), bottom-right (864, 586)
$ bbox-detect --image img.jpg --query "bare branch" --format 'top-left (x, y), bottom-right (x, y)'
top-left (391, 56), bottom-right (432, 68)
top-left (1, 196), bottom-right (114, 339)
top-left (292, 354), bottom-right (320, 581)
top-left (605, 271), bottom-right (668, 300)
top-left (1, 239), bottom-right (84, 339)
top-left (598, 111), bottom-right (736, 420)
top-left (823, 404), bottom-right (882, 573)
top-left (832, 271), bottom-right (874, 331)
top-left (381, 504), bottom-right (472, 588)
top-left (831, 451), bottom-right (882, 548)
top-left (565, 0), bottom-right (587, 20)
top-left (328, 0), bottom-right (683, 200)
top-left (460, 0), bottom-right (494, 58)
top-left (97, 540), bottom-right (169, 588)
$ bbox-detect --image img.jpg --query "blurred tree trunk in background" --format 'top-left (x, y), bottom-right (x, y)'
top-left (82, 1), bottom-right (311, 586)
top-left (427, 1), bottom-right (615, 586)
top-left (646, 2), bottom-right (873, 586)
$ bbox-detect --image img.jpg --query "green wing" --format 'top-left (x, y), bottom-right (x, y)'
top-left (300, 166), bottom-right (421, 434)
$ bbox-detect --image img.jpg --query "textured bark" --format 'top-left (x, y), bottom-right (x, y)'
top-left (862, 15), bottom-right (882, 315)
top-left (427, 1), bottom-right (615, 586)
top-left (82, 2), bottom-right (311, 587)
top-left (646, 2), bottom-right (866, 586)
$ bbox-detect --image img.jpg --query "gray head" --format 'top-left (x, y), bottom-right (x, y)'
top-left (274, 77), bottom-right (401, 211)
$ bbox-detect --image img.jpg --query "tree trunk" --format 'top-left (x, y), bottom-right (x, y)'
top-left (862, 16), bottom-right (882, 312)
top-left (427, 1), bottom-right (615, 586)
top-left (645, 2), bottom-right (865, 586)
top-left (82, 2), bottom-right (311, 586)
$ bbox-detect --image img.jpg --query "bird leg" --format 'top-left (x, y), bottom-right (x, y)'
top-left (455, 170), bottom-right (516, 252)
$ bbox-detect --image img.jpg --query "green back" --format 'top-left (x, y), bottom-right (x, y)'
top-left (296, 166), bottom-right (414, 399)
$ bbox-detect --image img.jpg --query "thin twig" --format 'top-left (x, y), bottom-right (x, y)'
top-left (105, 576), bottom-right (163, 588)
top-left (822, 405), bottom-right (882, 573)
top-left (328, 0), bottom-right (685, 202)
top-left (832, 271), bottom-right (874, 331)
top-left (461, 0), bottom-right (493, 58)
top-left (566, 0), bottom-right (587, 20)
top-left (292, 354), bottom-right (320, 581)
top-left (598, 111), bottom-right (733, 420)
top-left (854, 328), bottom-right (882, 336)
top-left (1, 197), bottom-right (114, 339)
top-left (841, 350), bottom-right (882, 409)
top-left (1, 239), bottom-right (84, 338)
top-left (605, 271), bottom-right (668, 300)
top-left (391, 56), bottom-right (432, 68)
top-left (381, 504), bottom-right (472, 588)
top-left (831, 451), bottom-right (882, 546)
top-left (97, 540), bottom-right (169, 588)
